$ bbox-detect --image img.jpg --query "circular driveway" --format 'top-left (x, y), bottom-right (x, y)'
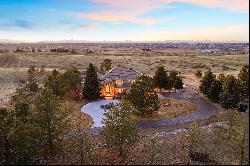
top-left (81, 99), bottom-right (120, 127)
top-left (138, 92), bottom-right (222, 128)
top-left (82, 92), bottom-right (222, 130)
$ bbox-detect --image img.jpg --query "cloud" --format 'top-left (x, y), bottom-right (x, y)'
top-left (73, 24), bottom-right (100, 30)
top-left (75, 0), bottom-right (248, 26)
top-left (75, 12), bottom-right (157, 25)
top-left (75, 0), bottom-right (170, 25)
top-left (161, 0), bottom-right (249, 13)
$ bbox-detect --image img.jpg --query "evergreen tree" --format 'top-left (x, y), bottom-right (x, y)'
top-left (124, 75), bottom-right (160, 115)
top-left (199, 69), bottom-right (216, 95)
top-left (208, 79), bottom-right (222, 103)
top-left (173, 76), bottom-right (184, 91)
top-left (0, 107), bottom-right (39, 165)
top-left (153, 66), bottom-right (169, 90)
top-left (0, 107), bottom-right (15, 164)
top-left (238, 65), bottom-right (249, 99)
top-left (100, 59), bottom-right (112, 72)
top-left (169, 70), bottom-right (179, 89)
top-left (102, 100), bottom-right (138, 158)
top-left (44, 69), bottom-right (65, 98)
top-left (62, 65), bottom-right (82, 91)
top-left (219, 75), bottom-right (240, 109)
top-left (26, 65), bottom-right (39, 92)
top-left (83, 63), bottom-right (100, 101)
top-left (11, 86), bottom-right (30, 118)
top-left (32, 89), bottom-right (72, 158)
top-left (218, 73), bottom-right (226, 85)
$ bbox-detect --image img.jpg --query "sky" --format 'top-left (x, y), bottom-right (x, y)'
top-left (0, 0), bottom-right (249, 42)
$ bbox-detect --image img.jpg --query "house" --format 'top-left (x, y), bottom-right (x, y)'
top-left (98, 65), bottom-right (143, 99)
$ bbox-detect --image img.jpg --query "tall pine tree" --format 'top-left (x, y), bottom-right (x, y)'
top-left (219, 75), bottom-right (240, 109)
top-left (238, 65), bottom-right (249, 99)
top-left (83, 63), bottom-right (100, 101)
top-left (208, 79), bottom-right (222, 103)
top-left (199, 69), bottom-right (216, 96)
top-left (124, 75), bottom-right (160, 115)
top-left (153, 66), bottom-right (169, 90)
top-left (102, 99), bottom-right (138, 158)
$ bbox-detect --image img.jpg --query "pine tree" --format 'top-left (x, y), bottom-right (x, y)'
top-left (219, 75), bottom-right (240, 109)
top-left (32, 88), bottom-right (72, 158)
top-left (199, 69), bottom-right (216, 96)
top-left (83, 63), bottom-right (100, 101)
top-left (238, 65), bottom-right (249, 99)
top-left (153, 66), bottom-right (169, 90)
top-left (124, 75), bottom-right (160, 115)
top-left (11, 86), bottom-right (30, 118)
top-left (0, 107), bottom-right (15, 164)
top-left (169, 70), bottom-right (179, 89)
top-left (208, 79), bottom-right (222, 103)
top-left (218, 73), bottom-right (226, 85)
top-left (62, 65), bottom-right (82, 91)
top-left (174, 76), bottom-right (184, 91)
top-left (44, 69), bottom-right (65, 98)
top-left (102, 100), bottom-right (138, 158)
top-left (26, 65), bottom-right (38, 92)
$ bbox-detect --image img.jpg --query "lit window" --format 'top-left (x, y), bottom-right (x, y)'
top-left (116, 80), bottom-right (123, 85)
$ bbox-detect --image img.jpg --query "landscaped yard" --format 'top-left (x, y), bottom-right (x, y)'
top-left (132, 98), bottom-right (196, 121)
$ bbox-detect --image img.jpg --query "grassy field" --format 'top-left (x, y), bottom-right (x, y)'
top-left (0, 51), bottom-right (248, 101)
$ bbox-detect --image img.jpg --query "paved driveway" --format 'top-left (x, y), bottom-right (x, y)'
top-left (82, 92), bottom-right (222, 131)
top-left (138, 92), bottom-right (222, 128)
top-left (81, 99), bottom-right (120, 127)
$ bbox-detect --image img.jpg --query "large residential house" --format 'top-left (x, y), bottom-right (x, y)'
top-left (98, 65), bottom-right (143, 99)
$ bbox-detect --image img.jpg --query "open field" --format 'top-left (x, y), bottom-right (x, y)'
top-left (0, 51), bottom-right (249, 102)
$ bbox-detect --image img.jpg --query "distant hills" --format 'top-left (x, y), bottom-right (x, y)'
top-left (0, 39), bottom-right (249, 44)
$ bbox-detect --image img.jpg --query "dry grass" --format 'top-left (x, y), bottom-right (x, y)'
top-left (0, 51), bottom-right (248, 101)
top-left (132, 98), bottom-right (196, 121)
top-left (61, 101), bottom-right (93, 127)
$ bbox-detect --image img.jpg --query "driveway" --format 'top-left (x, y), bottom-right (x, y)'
top-left (82, 92), bottom-right (222, 131)
top-left (138, 92), bottom-right (222, 128)
top-left (81, 99), bottom-right (120, 127)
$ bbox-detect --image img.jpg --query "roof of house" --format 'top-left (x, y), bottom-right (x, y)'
top-left (99, 65), bottom-right (143, 81)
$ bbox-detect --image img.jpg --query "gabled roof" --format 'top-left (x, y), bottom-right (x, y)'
top-left (99, 65), bottom-right (143, 81)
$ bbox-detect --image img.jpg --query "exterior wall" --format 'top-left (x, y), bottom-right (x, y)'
top-left (101, 82), bottom-right (129, 99)
top-left (100, 79), bottom-right (136, 99)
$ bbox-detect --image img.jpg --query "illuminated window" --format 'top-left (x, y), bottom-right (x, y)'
top-left (116, 80), bottom-right (123, 85)
top-left (105, 86), bottom-right (112, 94)
top-left (118, 88), bottom-right (123, 93)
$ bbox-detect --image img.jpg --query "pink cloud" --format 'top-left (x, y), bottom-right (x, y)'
top-left (74, 24), bottom-right (100, 30)
top-left (75, 0), bottom-right (248, 26)
top-left (76, 12), bottom-right (156, 25)
top-left (162, 0), bottom-right (249, 12)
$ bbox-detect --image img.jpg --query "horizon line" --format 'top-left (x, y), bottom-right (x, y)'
top-left (0, 39), bottom-right (249, 44)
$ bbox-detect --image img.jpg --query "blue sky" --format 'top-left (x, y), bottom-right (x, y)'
top-left (0, 0), bottom-right (249, 42)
